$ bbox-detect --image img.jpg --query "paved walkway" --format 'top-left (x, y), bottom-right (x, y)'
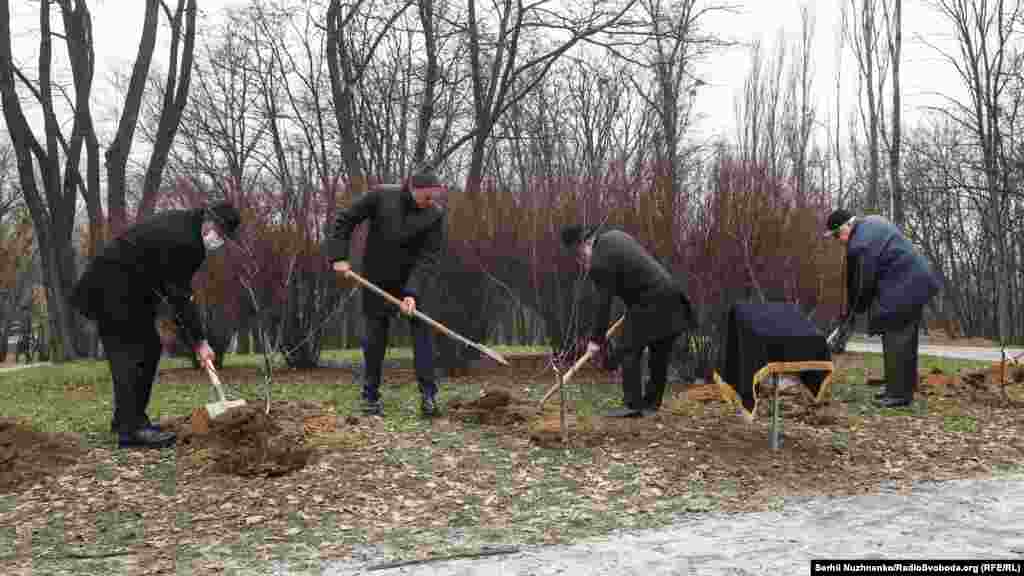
top-left (847, 340), bottom-right (1024, 363)
top-left (317, 475), bottom-right (1024, 575)
top-left (0, 362), bottom-right (51, 374)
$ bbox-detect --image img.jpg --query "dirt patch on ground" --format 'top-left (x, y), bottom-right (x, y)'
top-left (163, 401), bottom-right (328, 478)
top-left (0, 418), bottom-right (84, 493)
top-left (449, 388), bottom-right (540, 427)
top-left (925, 360), bottom-right (1024, 406)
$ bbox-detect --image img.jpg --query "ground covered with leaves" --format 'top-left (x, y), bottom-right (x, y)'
top-left (1, 352), bottom-right (1023, 575)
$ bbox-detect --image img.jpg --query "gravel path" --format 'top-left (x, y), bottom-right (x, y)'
top-left (314, 475), bottom-right (1024, 575)
top-left (0, 362), bottom-right (51, 374)
top-left (847, 341), bottom-right (1024, 362)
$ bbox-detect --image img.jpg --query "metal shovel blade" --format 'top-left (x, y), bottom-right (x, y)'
top-left (203, 362), bottom-right (247, 419)
top-left (205, 398), bottom-right (247, 419)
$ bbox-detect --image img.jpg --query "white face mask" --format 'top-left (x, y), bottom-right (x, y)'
top-left (203, 229), bottom-right (225, 252)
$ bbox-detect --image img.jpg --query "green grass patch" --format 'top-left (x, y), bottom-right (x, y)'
top-left (831, 354), bottom-right (990, 417)
top-left (30, 512), bottom-right (66, 562)
top-left (143, 451), bottom-right (178, 497)
top-left (993, 463), bottom-right (1024, 477)
top-left (943, 414), bottom-right (978, 433)
top-left (0, 346), bottom-right (547, 435)
top-left (0, 524), bottom-right (15, 560)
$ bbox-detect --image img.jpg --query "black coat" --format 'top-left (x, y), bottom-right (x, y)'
top-left (588, 229), bottom-right (697, 352)
top-left (71, 209), bottom-right (207, 342)
top-left (327, 184), bottom-right (445, 317)
top-left (846, 215), bottom-right (942, 333)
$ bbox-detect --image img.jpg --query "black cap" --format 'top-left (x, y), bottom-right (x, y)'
top-left (560, 224), bottom-right (597, 248)
top-left (409, 164), bottom-right (442, 188)
top-left (206, 201), bottom-right (241, 239)
top-left (824, 208), bottom-right (854, 238)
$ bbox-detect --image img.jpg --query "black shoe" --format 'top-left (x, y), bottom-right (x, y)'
top-left (875, 396), bottom-right (912, 408)
top-left (362, 399), bottom-right (383, 416)
top-left (118, 427), bottom-right (176, 449)
top-left (874, 389), bottom-right (889, 400)
top-left (605, 406), bottom-right (642, 418)
top-left (421, 395), bottom-right (438, 418)
top-left (640, 407), bottom-right (659, 417)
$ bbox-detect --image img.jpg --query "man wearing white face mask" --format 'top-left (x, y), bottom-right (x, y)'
top-left (71, 201), bottom-right (242, 448)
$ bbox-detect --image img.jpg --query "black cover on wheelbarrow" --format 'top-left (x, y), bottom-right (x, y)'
top-left (716, 302), bottom-right (832, 415)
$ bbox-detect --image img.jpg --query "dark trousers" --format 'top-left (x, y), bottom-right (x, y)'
top-left (99, 319), bottom-right (162, 434)
top-left (362, 313), bottom-right (436, 402)
top-left (882, 319), bottom-right (920, 401)
top-left (620, 334), bottom-right (679, 410)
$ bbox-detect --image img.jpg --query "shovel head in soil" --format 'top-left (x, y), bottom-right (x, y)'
top-left (202, 362), bottom-right (247, 419)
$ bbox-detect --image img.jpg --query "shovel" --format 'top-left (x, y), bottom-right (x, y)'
top-left (202, 360), bottom-right (246, 419)
top-left (539, 315), bottom-right (625, 406)
top-left (344, 269), bottom-right (509, 366)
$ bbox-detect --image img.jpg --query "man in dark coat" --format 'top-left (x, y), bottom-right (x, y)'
top-left (561, 225), bottom-right (697, 417)
top-left (329, 165), bottom-right (446, 417)
top-left (71, 202), bottom-right (241, 448)
top-left (824, 209), bottom-right (942, 407)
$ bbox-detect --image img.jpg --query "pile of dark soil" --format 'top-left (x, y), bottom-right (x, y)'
top-left (448, 389), bottom-right (538, 427)
top-left (0, 418), bottom-right (83, 493)
top-left (169, 401), bottom-right (325, 478)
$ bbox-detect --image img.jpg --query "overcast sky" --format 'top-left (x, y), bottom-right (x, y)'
top-left (14, 0), bottom-right (968, 148)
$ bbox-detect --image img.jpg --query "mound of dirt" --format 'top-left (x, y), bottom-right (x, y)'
top-left (914, 364), bottom-right (1024, 406)
top-left (168, 401), bottom-right (329, 478)
top-left (448, 389), bottom-right (538, 426)
top-left (0, 418), bottom-right (83, 493)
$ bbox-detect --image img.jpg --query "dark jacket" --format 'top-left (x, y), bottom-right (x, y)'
top-left (845, 215), bottom-right (942, 333)
top-left (589, 229), bottom-right (697, 351)
top-left (71, 209), bottom-right (207, 342)
top-left (327, 184), bottom-right (445, 317)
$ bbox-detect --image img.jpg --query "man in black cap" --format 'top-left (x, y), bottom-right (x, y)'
top-left (561, 224), bottom-right (697, 417)
top-left (824, 208), bottom-right (942, 407)
top-left (71, 202), bottom-right (242, 448)
top-left (330, 164), bottom-right (447, 417)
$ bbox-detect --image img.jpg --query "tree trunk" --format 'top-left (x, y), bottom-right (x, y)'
top-left (138, 0), bottom-right (197, 218)
top-left (104, 0), bottom-right (159, 236)
top-left (326, 0), bottom-right (368, 196)
top-left (887, 0), bottom-right (904, 227)
top-left (863, 2), bottom-right (881, 215)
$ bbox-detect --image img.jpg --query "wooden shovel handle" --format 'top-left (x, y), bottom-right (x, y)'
top-left (539, 315), bottom-right (625, 406)
top-left (203, 361), bottom-right (228, 403)
top-left (344, 269), bottom-right (509, 366)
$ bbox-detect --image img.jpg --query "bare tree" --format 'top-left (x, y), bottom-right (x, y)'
top-left (831, 3), bottom-right (849, 206)
top-left (326, 0), bottom-right (415, 195)
top-left (249, 2), bottom-right (340, 190)
top-left (448, 0), bottom-right (639, 201)
top-left (0, 0), bottom-right (87, 360)
top-left (104, 0), bottom-right (158, 235)
top-left (136, 0), bottom-right (197, 218)
top-left (784, 5), bottom-right (817, 204)
top-left (882, 0), bottom-right (904, 226)
top-left (924, 0), bottom-right (1024, 342)
top-left (104, 0), bottom-right (196, 233)
top-left (162, 7), bottom-right (269, 194)
top-left (844, 0), bottom-right (888, 214)
top-left (58, 0), bottom-right (102, 258)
